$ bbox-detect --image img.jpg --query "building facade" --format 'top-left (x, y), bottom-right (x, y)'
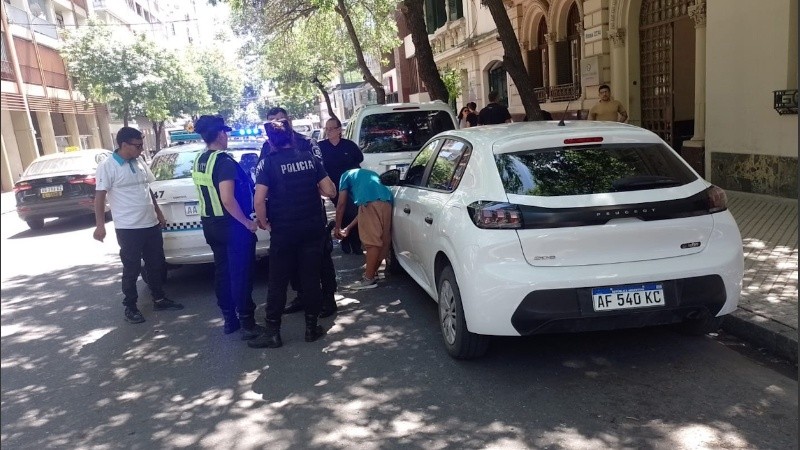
top-left (390, 0), bottom-right (798, 198)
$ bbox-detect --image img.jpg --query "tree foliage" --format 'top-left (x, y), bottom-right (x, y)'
top-left (189, 49), bottom-right (244, 120)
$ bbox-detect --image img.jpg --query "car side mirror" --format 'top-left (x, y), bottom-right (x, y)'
top-left (380, 169), bottom-right (401, 186)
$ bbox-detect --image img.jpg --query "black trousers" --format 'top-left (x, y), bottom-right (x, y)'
top-left (266, 227), bottom-right (325, 322)
top-left (116, 225), bottom-right (166, 307)
top-left (332, 194), bottom-right (361, 250)
top-left (291, 232), bottom-right (337, 311)
top-left (202, 217), bottom-right (257, 326)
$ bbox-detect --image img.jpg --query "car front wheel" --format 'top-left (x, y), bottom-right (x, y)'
top-left (438, 266), bottom-right (489, 359)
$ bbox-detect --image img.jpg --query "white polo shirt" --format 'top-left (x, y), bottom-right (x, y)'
top-left (96, 152), bottom-right (158, 229)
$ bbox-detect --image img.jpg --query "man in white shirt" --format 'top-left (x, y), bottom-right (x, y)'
top-left (93, 127), bottom-right (183, 324)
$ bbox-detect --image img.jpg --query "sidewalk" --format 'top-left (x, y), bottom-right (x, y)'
top-left (1, 189), bottom-right (797, 362)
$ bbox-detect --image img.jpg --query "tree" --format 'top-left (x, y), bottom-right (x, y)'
top-left (223, 0), bottom-right (399, 105)
top-left (61, 23), bottom-right (210, 149)
top-left (481, 0), bottom-right (544, 120)
top-left (189, 49), bottom-right (244, 120)
top-left (399, 0), bottom-right (449, 103)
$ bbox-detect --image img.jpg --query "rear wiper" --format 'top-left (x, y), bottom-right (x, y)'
top-left (612, 176), bottom-right (683, 191)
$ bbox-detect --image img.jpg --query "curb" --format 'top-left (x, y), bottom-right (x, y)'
top-left (722, 309), bottom-right (798, 364)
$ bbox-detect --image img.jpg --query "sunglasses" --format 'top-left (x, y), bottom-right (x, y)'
top-left (126, 142), bottom-right (144, 150)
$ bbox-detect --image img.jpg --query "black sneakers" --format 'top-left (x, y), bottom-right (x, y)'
top-left (124, 307), bottom-right (145, 324)
top-left (153, 298), bottom-right (184, 311)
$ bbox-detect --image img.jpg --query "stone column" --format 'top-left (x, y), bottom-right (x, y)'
top-left (64, 113), bottom-right (81, 148)
top-left (35, 111), bottom-right (58, 155)
top-left (84, 114), bottom-right (103, 149)
top-left (545, 32), bottom-right (557, 89)
top-left (609, 28), bottom-right (627, 110)
top-left (684, 0), bottom-right (707, 176)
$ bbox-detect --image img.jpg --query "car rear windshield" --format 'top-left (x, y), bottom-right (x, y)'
top-left (151, 149), bottom-right (260, 181)
top-left (359, 110), bottom-right (455, 154)
top-left (496, 143), bottom-right (698, 196)
top-left (24, 153), bottom-right (104, 176)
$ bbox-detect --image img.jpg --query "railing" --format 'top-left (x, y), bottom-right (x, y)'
top-left (549, 83), bottom-right (581, 102)
top-left (534, 87), bottom-right (547, 103)
top-left (4, 4), bottom-right (59, 40)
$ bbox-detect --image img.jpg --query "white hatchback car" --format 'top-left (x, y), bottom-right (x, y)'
top-left (381, 121), bottom-right (744, 359)
top-left (149, 140), bottom-right (270, 268)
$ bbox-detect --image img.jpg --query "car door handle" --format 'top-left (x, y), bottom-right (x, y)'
top-left (424, 216), bottom-right (433, 224)
top-left (403, 206), bottom-right (411, 214)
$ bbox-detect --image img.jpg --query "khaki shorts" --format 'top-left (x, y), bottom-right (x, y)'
top-left (357, 201), bottom-right (392, 249)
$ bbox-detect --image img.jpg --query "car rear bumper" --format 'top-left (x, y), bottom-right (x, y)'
top-left (16, 196), bottom-right (98, 220)
top-left (162, 229), bottom-right (270, 264)
top-left (509, 275), bottom-right (726, 335)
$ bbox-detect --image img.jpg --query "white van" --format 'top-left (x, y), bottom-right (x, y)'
top-left (292, 118), bottom-right (316, 137)
top-left (343, 101), bottom-right (458, 176)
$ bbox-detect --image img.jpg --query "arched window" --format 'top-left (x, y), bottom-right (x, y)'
top-left (537, 18), bottom-right (549, 89)
top-left (566, 3), bottom-right (581, 85)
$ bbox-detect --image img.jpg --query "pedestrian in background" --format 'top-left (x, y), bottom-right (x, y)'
top-left (458, 104), bottom-right (478, 128)
top-left (191, 115), bottom-right (263, 340)
top-left (588, 84), bottom-right (628, 122)
top-left (334, 168), bottom-right (393, 290)
top-left (478, 91), bottom-right (512, 125)
top-left (93, 126), bottom-right (183, 324)
top-left (318, 117), bottom-right (363, 254)
top-left (259, 107), bottom-right (321, 159)
top-left (249, 118), bottom-right (337, 349)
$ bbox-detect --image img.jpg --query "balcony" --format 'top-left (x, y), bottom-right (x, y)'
top-left (549, 83), bottom-right (581, 102)
top-left (534, 87), bottom-right (547, 103)
top-left (5, 4), bottom-right (59, 40)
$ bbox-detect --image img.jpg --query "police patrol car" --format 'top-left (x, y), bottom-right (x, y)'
top-left (149, 137), bottom-right (269, 266)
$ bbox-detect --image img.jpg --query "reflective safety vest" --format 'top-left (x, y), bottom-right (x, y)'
top-left (191, 150), bottom-right (225, 217)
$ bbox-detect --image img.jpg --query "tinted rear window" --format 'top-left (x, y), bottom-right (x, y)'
top-left (24, 153), bottom-right (107, 176)
top-left (496, 143), bottom-right (697, 196)
top-left (359, 110), bottom-right (455, 154)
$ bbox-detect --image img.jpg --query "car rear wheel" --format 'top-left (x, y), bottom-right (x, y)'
top-left (438, 266), bottom-right (489, 359)
top-left (26, 218), bottom-right (44, 230)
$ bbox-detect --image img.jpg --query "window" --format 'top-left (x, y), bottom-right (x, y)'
top-left (495, 143), bottom-right (698, 197)
top-left (488, 64), bottom-right (508, 106)
top-left (566, 3), bottom-right (581, 85)
top-left (358, 110), bottom-right (455, 155)
top-left (447, 0), bottom-right (463, 21)
top-left (405, 140), bottom-right (439, 187)
top-left (425, 0), bottom-right (447, 33)
top-left (425, 139), bottom-right (471, 191)
top-left (528, 17), bottom-right (549, 89)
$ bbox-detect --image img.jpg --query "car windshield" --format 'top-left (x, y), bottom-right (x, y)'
top-left (151, 145), bottom-right (262, 181)
top-left (496, 143), bottom-right (697, 196)
top-left (359, 110), bottom-right (454, 154)
top-left (24, 153), bottom-right (105, 176)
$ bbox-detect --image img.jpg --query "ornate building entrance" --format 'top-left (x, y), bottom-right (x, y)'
top-left (639, 0), bottom-right (694, 150)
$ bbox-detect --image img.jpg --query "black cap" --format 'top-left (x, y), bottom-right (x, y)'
top-left (194, 115), bottom-right (232, 134)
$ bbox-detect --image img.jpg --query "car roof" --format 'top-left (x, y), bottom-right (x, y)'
top-left (157, 140), bottom-right (264, 155)
top-left (441, 121), bottom-right (658, 147)
top-left (354, 101), bottom-right (454, 115)
top-left (31, 149), bottom-right (112, 161)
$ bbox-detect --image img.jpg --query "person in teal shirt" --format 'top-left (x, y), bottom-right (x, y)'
top-left (334, 169), bottom-right (393, 289)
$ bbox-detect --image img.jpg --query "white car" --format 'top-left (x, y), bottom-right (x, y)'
top-left (149, 141), bottom-right (270, 267)
top-left (381, 121), bottom-right (744, 359)
top-left (343, 101), bottom-right (458, 176)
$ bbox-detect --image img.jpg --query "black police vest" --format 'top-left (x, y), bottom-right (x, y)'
top-left (262, 149), bottom-right (323, 230)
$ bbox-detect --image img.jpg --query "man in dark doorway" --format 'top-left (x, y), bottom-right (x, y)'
top-left (478, 91), bottom-right (512, 125)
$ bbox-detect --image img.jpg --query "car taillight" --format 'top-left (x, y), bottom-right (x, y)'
top-left (13, 182), bottom-right (32, 192)
top-left (705, 185), bottom-right (727, 213)
top-left (69, 176), bottom-right (96, 185)
top-left (468, 201), bottom-right (522, 229)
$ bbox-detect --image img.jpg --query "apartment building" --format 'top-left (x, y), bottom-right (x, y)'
top-left (390, 0), bottom-right (797, 197)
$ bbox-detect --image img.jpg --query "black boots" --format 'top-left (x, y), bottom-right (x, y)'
top-left (247, 320), bottom-right (282, 348)
top-left (305, 314), bottom-right (326, 342)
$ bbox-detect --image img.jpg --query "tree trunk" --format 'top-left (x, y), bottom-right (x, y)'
top-left (335, 0), bottom-right (386, 104)
top-left (152, 120), bottom-right (164, 154)
top-left (482, 0), bottom-right (543, 120)
top-left (123, 105), bottom-right (129, 127)
top-left (312, 76), bottom-right (338, 121)
top-left (400, 0), bottom-right (449, 103)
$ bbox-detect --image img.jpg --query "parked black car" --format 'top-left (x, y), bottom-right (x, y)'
top-left (14, 149), bottom-right (112, 230)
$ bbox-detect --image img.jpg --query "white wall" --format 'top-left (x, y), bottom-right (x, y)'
top-left (705, 0), bottom-right (798, 158)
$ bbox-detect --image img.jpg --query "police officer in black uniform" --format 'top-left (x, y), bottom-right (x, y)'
top-left (192, 115), bottom-right (264, 340)
top-left (248, 118), bottom-right (337, 349)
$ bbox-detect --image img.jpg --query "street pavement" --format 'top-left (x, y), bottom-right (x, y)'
top-left (1, 189), bottom-right (797, 364)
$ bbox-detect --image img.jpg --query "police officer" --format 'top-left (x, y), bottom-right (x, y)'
top-left (192, 115), bottom-right (264, 340)
top-left (248, 118), bottom-right (337, 349)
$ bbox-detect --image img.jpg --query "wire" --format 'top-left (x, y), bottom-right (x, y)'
top-left (7, 17), bottom-right (200, 29)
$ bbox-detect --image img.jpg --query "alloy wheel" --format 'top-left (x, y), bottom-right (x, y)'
top-left (439, 280), bottom-right (457, 345)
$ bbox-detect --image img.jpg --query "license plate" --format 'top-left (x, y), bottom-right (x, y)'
top-left (591, 283), bottom-right (665, 312)
top-left (184, 202), bottom-right (199, 216)
top-left (40, 185), bottom-right (63, 198)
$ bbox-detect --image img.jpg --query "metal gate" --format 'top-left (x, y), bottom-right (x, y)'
top-left (639, 0), bottom-right (692, 147)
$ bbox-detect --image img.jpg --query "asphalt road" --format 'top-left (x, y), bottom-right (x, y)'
top-left (1, 212), bottom-right (797, 450)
